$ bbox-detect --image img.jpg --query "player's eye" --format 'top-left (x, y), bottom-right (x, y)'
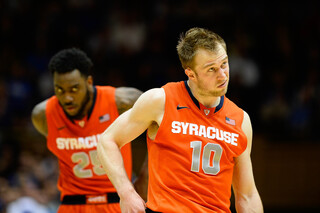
top-left (221, 61), bottom-right (228, 69)
top-left (71, 87), bottom-right (79, 93)
top-left (55, 88), bottom-right (63, 94)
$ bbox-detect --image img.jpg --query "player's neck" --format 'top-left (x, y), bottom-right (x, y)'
top-left (197, 96), bottom-right (220, 109)
top-left (187, 80), bottom-right (220, 108)
top-left (81, 91), bottom-right (94, 118)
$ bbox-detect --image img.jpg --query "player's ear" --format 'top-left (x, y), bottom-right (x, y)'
top-left (87, 75), bottom-right (93, 85)
top-left (185, 68), bottom-right (196, 80)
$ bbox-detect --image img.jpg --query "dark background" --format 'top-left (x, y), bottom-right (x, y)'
top-left (0, 0), bottom-right (319, 212)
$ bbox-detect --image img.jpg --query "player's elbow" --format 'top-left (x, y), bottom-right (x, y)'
top-left (98, 131), bottom-right (116, 150)
top-left (98, 130), bottom-right (121, 153)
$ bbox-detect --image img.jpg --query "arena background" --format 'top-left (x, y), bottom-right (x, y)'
top-left (0, 0), bottom-right (319, 212)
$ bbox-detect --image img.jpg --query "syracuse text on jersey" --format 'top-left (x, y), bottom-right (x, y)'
top-left (56, 134), bottom-right (102, 150)
top-left (171, 121), bottom-right (239, 146)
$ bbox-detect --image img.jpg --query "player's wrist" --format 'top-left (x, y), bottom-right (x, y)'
top-left (117, 183), bottom-right (136, 200)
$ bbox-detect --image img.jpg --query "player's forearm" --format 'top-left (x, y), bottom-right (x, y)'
top-left (235, 190), bottom-right (263, 213)
top-left (97, 136), bottom-right (134, 197)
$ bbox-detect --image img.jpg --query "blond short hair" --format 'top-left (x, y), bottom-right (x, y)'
top-left (176, 27), bottom-right (226, 69)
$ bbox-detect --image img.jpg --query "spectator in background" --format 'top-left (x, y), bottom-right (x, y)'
top-left (7, 196), bottom-right (49, 213)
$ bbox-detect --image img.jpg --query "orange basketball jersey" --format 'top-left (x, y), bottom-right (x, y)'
top-left (146, 81), bottom-right (247, 212)
top-left (46, 86), bottom-right (132, 199)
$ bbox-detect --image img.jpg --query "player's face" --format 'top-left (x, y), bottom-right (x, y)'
top-left (190, 46), bottom-right (229, 97)
top-left (53, 69), bottom-right (92, 119)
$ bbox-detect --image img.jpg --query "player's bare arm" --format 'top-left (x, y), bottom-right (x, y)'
top-left (115, 87), bottom-right (143, 115)
top-left (232, 111), bottom-right (263, 213)
top-left (31, 100), bottom-right (48, 137)
top-left (115, 86), bottom-right (149, 201)
top-left (97, 88), bottom-right (165, 212)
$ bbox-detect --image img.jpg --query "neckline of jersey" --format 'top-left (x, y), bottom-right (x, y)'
top-left (183, 80), bottom-right (224, 113)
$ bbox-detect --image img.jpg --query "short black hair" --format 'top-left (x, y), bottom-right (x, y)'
top-left (48, 48), bottom-right (93, 77)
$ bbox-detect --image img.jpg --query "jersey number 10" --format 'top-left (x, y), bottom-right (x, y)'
top-left (190, 141), bottom-right (222, 175)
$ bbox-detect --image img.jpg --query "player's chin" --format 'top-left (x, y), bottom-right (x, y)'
top-left (64, 107), bottom-right (79, 116)
top-left (216, 87), bottom-right (228, 96)
top-left (222, 87), bottom-right (228, 95)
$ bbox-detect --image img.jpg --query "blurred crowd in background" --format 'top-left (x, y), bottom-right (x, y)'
top-left (0, 0), bottom-right (319, 212)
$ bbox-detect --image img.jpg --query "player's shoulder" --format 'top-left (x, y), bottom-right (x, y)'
top-left (141, 88), bottom-right (165, 102)
top-left (224, 97), bottom-right (252, 131)
top-left (162, 81), bottom-right (185, 89)
top-left (113, 87), bottom-right (143, 114)
top-left (31, 99), bottom-right (49, 136)
top-left (224, 96), bottom-right (245, 113)
top-left (95, 85), bottom-right (116, 96)
top-left (115, 86), bottom-right (143, 98)
top-left (32, 99), bottom-right (48, 118)
top-left (130, 88), bottom-right (165, 123)
top-left (131, 88), bottom-right (165, 113)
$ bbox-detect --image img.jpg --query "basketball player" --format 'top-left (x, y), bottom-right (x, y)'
top-left (31, 48), bottom-right (147, 213)
top-left (97, 27), bottom-right (263, 212)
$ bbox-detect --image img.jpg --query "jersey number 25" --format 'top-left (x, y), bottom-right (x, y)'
top-left (71, 150), bottom-right (106, 178)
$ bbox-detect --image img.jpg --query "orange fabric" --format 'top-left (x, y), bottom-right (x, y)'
top-left (146, 81), bottom-right (247, 213)
top-left (57, 203), bottom-right (121, 213)
top-left (46, 86), bottom-right (132, 200)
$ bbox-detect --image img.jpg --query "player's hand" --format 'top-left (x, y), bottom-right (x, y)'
top-left (119, 189), bottom-right (146, 213)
